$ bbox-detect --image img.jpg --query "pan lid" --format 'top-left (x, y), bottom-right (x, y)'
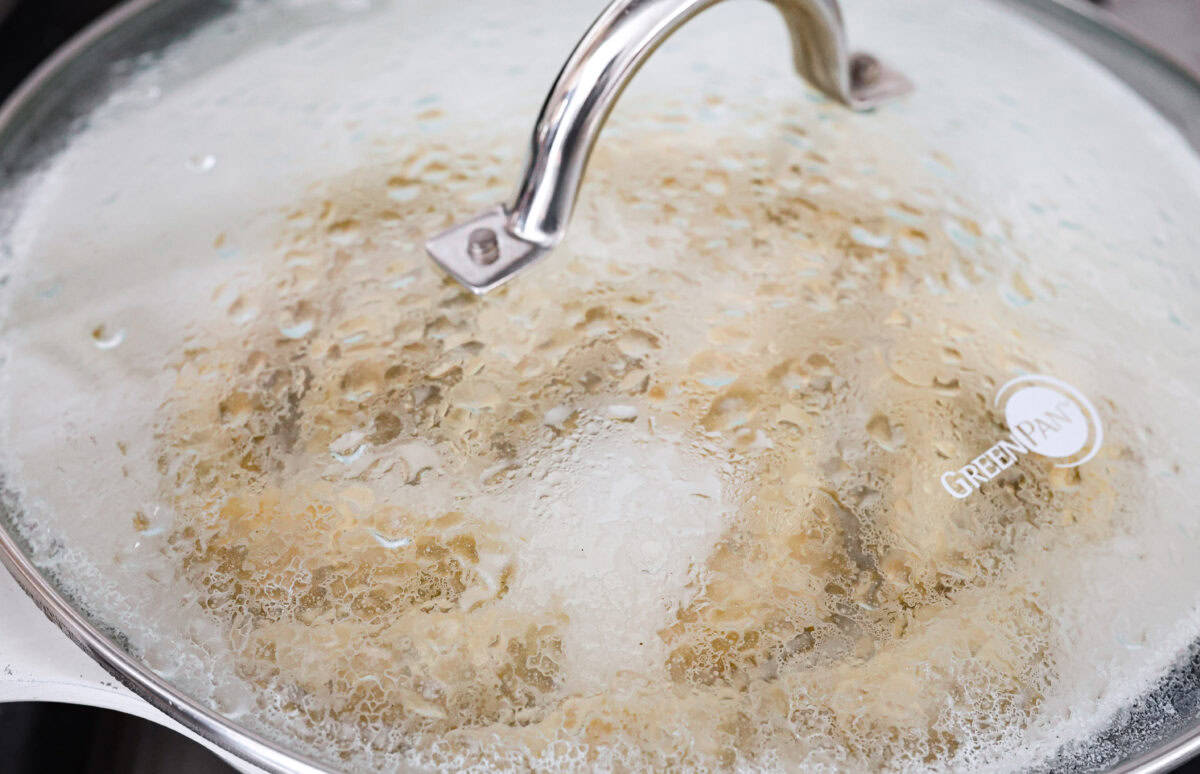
top-left (1, 0), bottom-right (1200, 771)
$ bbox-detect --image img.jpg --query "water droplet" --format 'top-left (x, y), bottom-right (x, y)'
top-left (186, 154), bottom-right (217, 173)
top-left (279, 319), bottom-right (314, 339)
top-left (368, 528), bottom-right (411, 549)
top-left (932, 376), bottom-right (961, 396)
top-left (616, 330), bottom-right (659, 360)
top-left (702, 390), bottom-right (755, 432)
top-left (326, 219), bottom-right (362, 246)
top-left (607, 404), bottom-right (639, 421)
top-left (330, 431), bottom-right (368, 464)
top-left (91, 324), bottom-right (125, 349)
top-left (544, 405), bottom-right (574, 428)
top-left (113, 83), bottom-right (162, 108)
top-left (340, 361), bottom-right (383, 401)
top-left (1004, 271), bottom-right (1036, 307)
top-left (943, 217), bottom-right (979, 249)
top-left (898, 236), bottom-right (926, 256)
top-left (388, 180), bottom-right (422, 200)
top-left (278, 302), bottom-right (316, 339)
top-left (884, 206), bottom-right (922, 226)
top-left (389, 270), bottom-right (418, 289)
top-left (395, 442), bottom-right (439, 483)
top-left (867, 414), bottom-right (903, 451)
top-left (228, 295), bottom-right (258, 324)
top-left (1049, 466), bottom-right (1082, 491)
top-left (849, 226), bottom-right (891, 248)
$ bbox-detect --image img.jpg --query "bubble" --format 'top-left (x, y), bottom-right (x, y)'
top-left (329, 431), bottom-right (368, 464)
top-left (186, 154), bottom-right (217, 173)
top-left (326, 219), bottom-right (362, 246)
top-left (394, 442), bottom-right (439, 483)
top-left (91, 323), bottom-right (125, 349)
top-left (1005, 271), bottom-right (1036, 306)
top-left (615, 330), bottom-right (659, 360)
top-left (898, 236), bottom-right (927, 256)
top-left (543, 405), bottom-right (573, 428)
top-left (943, 217), bottom-right (981, 249)
top-left (111, 83), bottom-right (162, 108)
top-left (278, 303), bottom-right (316, 339)
top-left (866, 413), bottom-right (903, 451)
top-left (849, 225), bottom-right (891, 248)
top-left (606, 404), bottom-right (638, 421)
top-left (279, 319), bottom-right (313, 339)
top-left (340, 361), bottom-right (383, 401)
top-left (368, 529), bottom-right (412, 549)
top-left (702, 389), bottom-right (756, 432)
top-left (386, 176), bottom-right (421, 202)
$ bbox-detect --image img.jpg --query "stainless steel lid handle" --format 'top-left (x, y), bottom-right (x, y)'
top-left (425, 0), bottom-right (912, 294)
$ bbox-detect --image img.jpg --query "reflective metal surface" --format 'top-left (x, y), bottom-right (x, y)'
top-left (0, 7), bottom-right (349, 771)
top-left (425, 0), bottom-right (911, 293)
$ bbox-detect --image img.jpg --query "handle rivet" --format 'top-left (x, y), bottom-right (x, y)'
top-left (467, 227), bottom-right (500, 265)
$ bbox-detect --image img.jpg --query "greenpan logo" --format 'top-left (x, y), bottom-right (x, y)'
top-left (940, 374), bottom-right (1103, 499)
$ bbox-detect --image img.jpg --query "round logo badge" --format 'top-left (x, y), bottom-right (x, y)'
top-left (994, 374), bottom-right (1103, 468)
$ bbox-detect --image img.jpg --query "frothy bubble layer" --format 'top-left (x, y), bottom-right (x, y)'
top-left (2, 0), bottom-right (1200, 772)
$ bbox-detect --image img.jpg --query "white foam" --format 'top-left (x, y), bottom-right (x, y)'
top-left (496, 415), bottom-right (728, 694)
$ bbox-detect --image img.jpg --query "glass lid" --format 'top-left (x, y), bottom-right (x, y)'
top-left (1, 0), bottom-right (1199, 771)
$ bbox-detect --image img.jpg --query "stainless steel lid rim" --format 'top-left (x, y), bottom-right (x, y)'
top-left (0, 513), bottom-right (333, 774)
top-left (1017, 0), bottom-right (1200, 96)
top-left (0, 0), bottom-right (230, 185)
top-left (1, 0), bottom-right (1200, 772)
top-left (1000, 0), bottom-right (1200, 149)
top-left (1040, 640), bottom-right (1200, 774)
top-left (0, 3), bottom-right (337, 770)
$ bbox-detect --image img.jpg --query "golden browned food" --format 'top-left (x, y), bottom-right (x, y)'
top-left (157, 107), bottom-right (1136, 771)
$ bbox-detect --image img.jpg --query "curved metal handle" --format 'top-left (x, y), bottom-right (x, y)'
top-left (426, 0), bottom-right (911, 294)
